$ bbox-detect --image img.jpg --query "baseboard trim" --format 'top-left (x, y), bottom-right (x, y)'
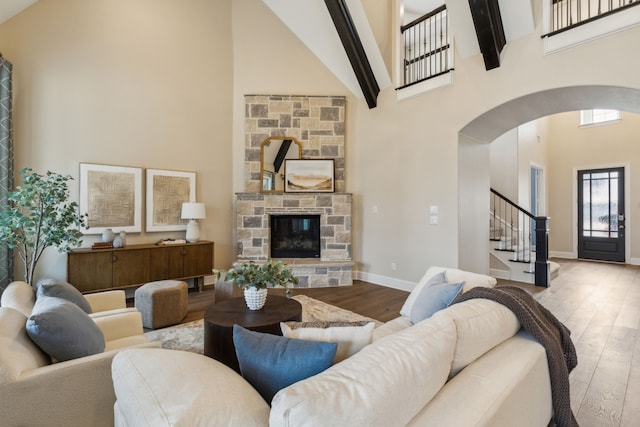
top-left (549, 251), bottom-right (576, 259)
top-left (354, 271), bottom-right (415, 292)
top-left (550, 251), bottom-right (640, 265)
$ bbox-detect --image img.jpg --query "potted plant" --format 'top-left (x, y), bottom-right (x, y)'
top-left (217, 259), bottom-right (299, 310)
top-left (0, 168), bottom-right (87, 285)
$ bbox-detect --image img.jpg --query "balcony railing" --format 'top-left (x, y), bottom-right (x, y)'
top-left (399, 5), bottom-right (453, 89)
top-left (547, 0), bottom-right (640, 35)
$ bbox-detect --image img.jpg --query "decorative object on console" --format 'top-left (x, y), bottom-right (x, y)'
top-left (0, 168), bottom-right (87, 284)
top-left (113, 235), bottom-right (123, 248)
top-left (146, 168), bottom-right (195, 232)
top-left (284, 159), bottom-right (335, 193)
top-left (216, 259), bottom-right (299, 310)
top-left (119, 230), bottom-right (126, 247)
top-left (181, 202), bottom-right (206, 243)
top-left (101, 228), bottom-right (114, 243)
top-left (79, 163), bottom-right (142, 234)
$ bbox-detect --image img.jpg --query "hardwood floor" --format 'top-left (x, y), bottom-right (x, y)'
top-left (183, 280), bottom-right (408, 324)
top-left (183, 259), bottom-right (640, 427)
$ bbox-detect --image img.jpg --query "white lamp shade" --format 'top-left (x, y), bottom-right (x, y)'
top-left (181, 202), bottom-right (206, 220)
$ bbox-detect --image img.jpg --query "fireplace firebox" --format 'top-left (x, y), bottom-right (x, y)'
top-left (270, 214), bottom-right (321, 258)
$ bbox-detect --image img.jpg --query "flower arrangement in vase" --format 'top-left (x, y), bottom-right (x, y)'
top-left (217, 259), bottom-right (298, 310)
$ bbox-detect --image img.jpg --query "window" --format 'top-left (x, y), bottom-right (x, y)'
top-left (580, 109), bottom-right (621, 126)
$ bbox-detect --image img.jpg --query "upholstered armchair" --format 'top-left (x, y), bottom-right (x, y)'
top-left (0, 280), bottom-right (159, 427)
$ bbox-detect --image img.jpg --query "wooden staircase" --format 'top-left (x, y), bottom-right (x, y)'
top-left (489, 189), bottom-right (555, 286)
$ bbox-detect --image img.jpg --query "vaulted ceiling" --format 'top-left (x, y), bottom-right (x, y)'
top-left (0, 0), bottom-right (37, 24)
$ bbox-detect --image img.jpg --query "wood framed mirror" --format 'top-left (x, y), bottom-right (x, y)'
top-left (260, 136), bottom-right (302, 192)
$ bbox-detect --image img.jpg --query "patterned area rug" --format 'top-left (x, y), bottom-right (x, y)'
top-left (144, 294), bottom-right (381, 354)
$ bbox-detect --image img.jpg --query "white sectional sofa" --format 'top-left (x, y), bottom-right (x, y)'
top-left (0, 280), bottom-right (159, 427)
top-left (111, 267), bottom-right (554, 427)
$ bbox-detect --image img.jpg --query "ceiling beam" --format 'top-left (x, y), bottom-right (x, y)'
top-left (324, 0), bottom-right (380, 108)
top-left (468, 0), bottom-right (506, 70)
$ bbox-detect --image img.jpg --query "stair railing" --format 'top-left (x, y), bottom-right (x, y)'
top-left (545, 0), bottom-right (640, 36)
top-left (490, 188), bottom-right (550, 287)
top-left (398, 5), bottom-right (453, 89)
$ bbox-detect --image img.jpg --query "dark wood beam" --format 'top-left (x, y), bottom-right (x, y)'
top-left (324, 0), bottom-right (379, 109)
top-left (468, 0), bottom-right (506, 71)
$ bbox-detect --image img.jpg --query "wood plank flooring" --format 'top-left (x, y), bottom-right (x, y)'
top-left (182, 259), bottom-right (640, 427)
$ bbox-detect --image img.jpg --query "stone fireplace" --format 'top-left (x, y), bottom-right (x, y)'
top-left (235, 193), bottom-right (352, 286)
top-left (236, 95), bottom-right (353, 287)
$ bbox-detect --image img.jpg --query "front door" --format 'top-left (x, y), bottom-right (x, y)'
top-left (578, 167), bottom-right (625, 262)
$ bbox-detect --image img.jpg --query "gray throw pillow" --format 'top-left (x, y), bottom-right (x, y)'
top-left (36, 278), bottom-right (93, 314)
top-left (26, 296), bottom-right (105, 362)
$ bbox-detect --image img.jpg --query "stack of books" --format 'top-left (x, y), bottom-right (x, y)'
top-left (92, 241), bottom-right (114, 250)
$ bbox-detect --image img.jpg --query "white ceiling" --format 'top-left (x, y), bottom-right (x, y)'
top-left (262, 0), bottom-right (391, 101)
top-left (0, 0), bottom-right (37, 24)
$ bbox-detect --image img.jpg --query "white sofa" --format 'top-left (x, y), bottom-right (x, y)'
top-left (0, 280), bottom-right (159, 427)
top-left (111, 267), bottom-right (554, 427)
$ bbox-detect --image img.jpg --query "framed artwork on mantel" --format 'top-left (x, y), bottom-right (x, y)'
top-left (145, 168), bottom-right (196, 232)
top-left (284, 159), bottom-right (335, 193)
top-left (79, 163), bottom-right (143, 234)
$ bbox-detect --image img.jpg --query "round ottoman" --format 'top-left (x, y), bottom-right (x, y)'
top-left (134, 280), bottom-right (188, 329)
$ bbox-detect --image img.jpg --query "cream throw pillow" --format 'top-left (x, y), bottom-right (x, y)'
top-left (280, 321), bottom-right (375, 363)
top-left (400, 267), bottom-right (497, 317)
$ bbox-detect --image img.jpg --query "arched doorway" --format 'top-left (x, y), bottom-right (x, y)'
top-left (457, 85), bottom-right (640, 273)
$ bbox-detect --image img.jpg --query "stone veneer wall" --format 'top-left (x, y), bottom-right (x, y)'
top-left (244, 95), bottom-right (345, 193)
top-left (236, 192), bottom-right (353, 287)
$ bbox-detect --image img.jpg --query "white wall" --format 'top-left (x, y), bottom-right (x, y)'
top-left (490, 129), bottom-right (518, 200)
top-left (2, 0), bottom-right (640, 290)
top-left (0, 0), bottom-right (235, 281)
top-left (547, 111), bottom-right (640, 261)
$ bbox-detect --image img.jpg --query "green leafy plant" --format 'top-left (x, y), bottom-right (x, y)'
top-left (0, 168), bottom-right (87, 285)
top-left (216, 259), bottom-right (299, 298)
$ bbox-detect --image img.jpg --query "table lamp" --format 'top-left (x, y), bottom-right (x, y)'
top-left (181, 202), bottom-right (206, 243)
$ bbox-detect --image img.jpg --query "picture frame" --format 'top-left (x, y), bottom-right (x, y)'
top-left (145, 168), bottom-right (196, 232)
top-left (79, 163), bottom-right (143, 234)
top-left (284, 159), bottom-right (335, 193)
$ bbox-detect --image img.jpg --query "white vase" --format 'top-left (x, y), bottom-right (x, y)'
top-left (119, 230), bottom-right (126, 247)
top-left (244, 288), bottom-right (268, 310)
top-left (101, 228), bottom-right (114, 243)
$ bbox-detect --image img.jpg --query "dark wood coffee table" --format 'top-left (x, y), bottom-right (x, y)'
top-left (203, 295), bottom-right (302, 372)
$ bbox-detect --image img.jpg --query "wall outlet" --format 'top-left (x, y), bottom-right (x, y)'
top-left (391, 262), bottom-right (397, 271)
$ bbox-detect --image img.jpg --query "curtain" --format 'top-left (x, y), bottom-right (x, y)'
top-left (0, 54), bottom-right (14, 290)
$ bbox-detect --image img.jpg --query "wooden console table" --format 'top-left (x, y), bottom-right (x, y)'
top-left (67, 241), bottom-right (213, 293)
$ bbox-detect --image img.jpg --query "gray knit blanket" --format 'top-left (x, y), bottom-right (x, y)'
top-left (452, 286), bottom-right (578, 427)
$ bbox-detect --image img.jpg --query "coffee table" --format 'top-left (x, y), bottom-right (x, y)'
top-left (203, 295), bottom-right (302, 372)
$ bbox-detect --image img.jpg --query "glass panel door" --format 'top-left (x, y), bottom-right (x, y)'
top-left (578, 167), bottom-right (625, 262)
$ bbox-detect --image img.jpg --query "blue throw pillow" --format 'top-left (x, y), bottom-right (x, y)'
top-left (233, 325), bottom-right (337, 403)
top-left (26, 296), bottom-right (105, 361)
top-left (410, 281), bottom-right (465, 325)
top-left (36, 278), bottom-right (93, 314)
